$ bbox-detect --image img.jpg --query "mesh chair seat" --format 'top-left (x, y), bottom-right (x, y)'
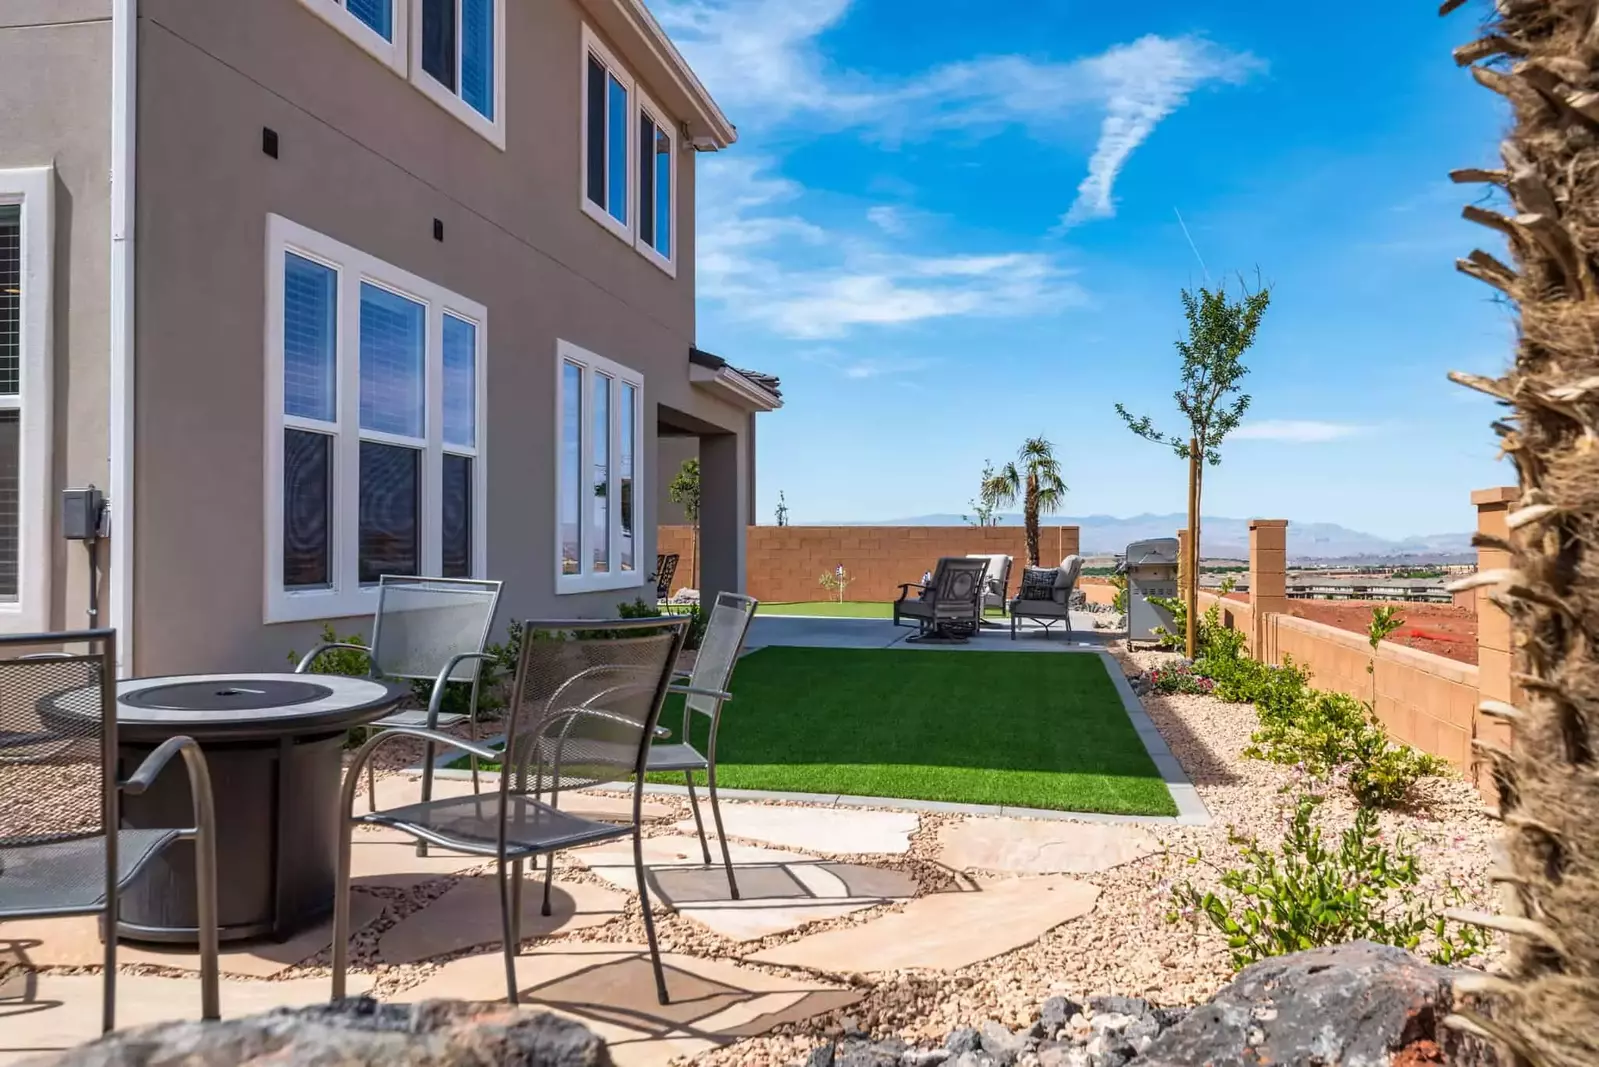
top-left (645, 742), bottom-right (708, 773)
top-left (374, 708), bottom-right (470, 730)
top-left (358, 793), bottom-right (631, 857)
top-left (0, 829), bottom-right (180, 917)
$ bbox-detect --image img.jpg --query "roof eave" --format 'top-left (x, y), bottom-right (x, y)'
top-left (690, 363), bottom-right (783, 412)
top-left (584, 0), bottom-right (737, 149)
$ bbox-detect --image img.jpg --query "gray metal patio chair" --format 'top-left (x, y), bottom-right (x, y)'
top-left (295, 576), bottom-right (503, 817)
top-left (652, 553), bottom-right (679, 603)
top-left (892, 557), bottom-right (989, 640)
top-left (332, 615), bottom-right (688, 1007)
top-left (648, 591), bottom-right (757, 900)
top-left (0, 629), bottom-right (220, 1033)
top-left (1009, 554), bottom-right (1084, 640)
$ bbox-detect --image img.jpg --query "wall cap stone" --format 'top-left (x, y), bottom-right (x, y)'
top-left (1470, 486), bottom-right (1519, 505)
top-left (1248, 519), bottom-right (1290, 529)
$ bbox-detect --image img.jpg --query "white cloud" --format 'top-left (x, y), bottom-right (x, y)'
top-left (653, 1), bottom-right (1263, 224)
top-left (1231, 420), bottom-right (1367, 443)
top-left (866, 205), bottom-right (909, 235)
top-left (697, 159), bottom-right (1083, 340)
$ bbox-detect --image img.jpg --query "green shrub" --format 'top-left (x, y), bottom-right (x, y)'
top-left (1170, 785), bottom-right (1485, 970)
top-left (1110, 574), bottom-right (1128, 614)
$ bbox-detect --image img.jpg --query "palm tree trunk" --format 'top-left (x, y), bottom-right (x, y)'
top-left (1024, 473), bottom-right (1040, 566)
top-left (1445, 6), bottom-right (1599, 1065)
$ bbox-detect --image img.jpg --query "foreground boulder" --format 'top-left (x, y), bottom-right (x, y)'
top-left (1139, 941), bottom-right (1490, 1067)
top-left (25, 997), bottom-right (610, 1067)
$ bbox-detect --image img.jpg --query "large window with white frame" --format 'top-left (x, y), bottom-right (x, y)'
top-left (556, 340), bottom-right (642, 594)
top-left (297, 0), bottom-right (504, 147)
top-left (580, 25), bottom-right (678, 276)
top-left (266, 214), bottom-right (486, 623)
top-left (0, 167), bottom-right (53, 634)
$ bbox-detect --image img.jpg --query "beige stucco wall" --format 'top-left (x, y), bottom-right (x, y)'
top-left (0, 7), bottom-right (112, 636)
top-left (127, 0), bottom-right (750, 672)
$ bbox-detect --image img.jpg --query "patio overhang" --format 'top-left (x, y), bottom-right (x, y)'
top-left (689, 347), bottom-right (782, 413)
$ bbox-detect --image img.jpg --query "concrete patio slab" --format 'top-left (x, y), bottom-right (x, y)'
top-left (677, 803), bottom-right (918, 855)
top-left (0, 972), bottom-right (372, 1066)
top-left (402, 941), bottom-right (860, 1067)
top-left (0, 892), bottom-right (385, 978)
top-left (935, 817), bottom-right (1159, 874)
top-left (379, 875), bottom-right (628, 964)
top-left (651, 860), bottom-right (919, 941)
top-left (749, 876), bottom-right (1099, 974)
top-left (371, 775), bottom-right (674, 822)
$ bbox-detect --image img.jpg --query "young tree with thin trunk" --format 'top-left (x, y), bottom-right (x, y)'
top-left (1440, 3), bottom-right (1599, 1063)
top-left (984, 438), bottom-right (1066, 566)
top-left (1115, 279), bottom-right (1270, 657)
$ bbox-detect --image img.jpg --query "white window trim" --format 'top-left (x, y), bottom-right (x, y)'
top-left (408, 0), bottom-right (507, 150)
top-left (264, 214), bottom-right (488, 624)
top-left (580, 25), bottom-right (636, 246)
top-left (635, 86), bottom-right (678, 278)
top-left (0, 167), bottom-right (53, 634)
top-left (299, 0), bottom-right (408, 77)
top-left (555, 339), bottom-right (644, 596)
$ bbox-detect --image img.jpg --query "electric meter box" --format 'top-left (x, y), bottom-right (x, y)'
top-left (1125, 537), bottom-right (1180, 644)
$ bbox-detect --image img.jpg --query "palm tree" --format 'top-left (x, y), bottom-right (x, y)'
top-left (984, 437), bottom-right (1067, 567)
top-left (1443, 3), bottom-right (1599, 1065)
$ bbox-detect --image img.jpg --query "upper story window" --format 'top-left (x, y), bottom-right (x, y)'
top-left (299, 0), bottom-right (504, 148)
top-left (0, 167), bottom-right (53, 635)
top-left (266, 214), bottom-right (487, 623)
top-left (580, 25), bottom-right (678, 277)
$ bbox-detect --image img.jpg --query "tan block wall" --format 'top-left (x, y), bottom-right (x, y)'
top-left (657, 525), bottom-right (1081, 604)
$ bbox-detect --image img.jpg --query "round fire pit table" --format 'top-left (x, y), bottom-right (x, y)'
top-left (48, 673), bottom-right (409, 945)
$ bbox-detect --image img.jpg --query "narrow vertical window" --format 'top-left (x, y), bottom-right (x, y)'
top-left (358, 283), bottom-right (425, 438)
top-left (344, 0), bottom-right (392, 39)
top-left (442, 453), bottom-right (472, 579)
top-left (0, 410), bottom-right (17, 602)
top-left (281, 249), bottom-right (338, 589)
top-left (442, 314), bottom-right (476, 449)
top-left (592, 373), bottom-right (611, 573)
top-left (418, 0), bottom-right (496, 123)
top-left (636, 114), bottom-right (673, 260)
top-left (639, 115), bottom-right (657, 250)
top-left (461, 0), bottom-right (494, 119)
top-left (654, 125), bottom-right (672, 257)
top-left (421, 0), bottom-right (456, 92)
top-left (560, 361), bottom-right (583, 576)
top-left (283, 253), bottom-right (337, 422)
top-left (619, 382), bottom-right (635, 572)
top-left (359, 440), bottom-right (420, 582)
top-left (0, 204), bottom-right (18, 398)
top-left (0, 203), bottom-right (19, 600)
top-left (283, 429), bottom-right (333, 588)
top-left (606, 75), bottom-right (629, 225)
top-left (586, 56), bottom-right (607, 208)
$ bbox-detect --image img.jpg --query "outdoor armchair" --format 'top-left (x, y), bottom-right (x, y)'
top-left (0, 629), bottom-right (220, 1033)
top-left (893, 557), bottom-right (989, 640)
top-left (652, 553), bottom-right (680, 603)
top-left (965, 553), bottom-right (1013, 616)
top-left (332, 615), bottom-right (689, 1008)
top-left (1008, 555), bottom-right (1084, 640)
top-left (295, 576), bottom-right (503, 819)
top-left (647, 591), bottom-right (758, 900)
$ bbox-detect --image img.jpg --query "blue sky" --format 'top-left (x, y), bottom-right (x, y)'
top-left (659, 0), bottom-right (1514, 539)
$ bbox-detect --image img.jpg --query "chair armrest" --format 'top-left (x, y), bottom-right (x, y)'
top-left (359, 726), bottom-right (501, 763)
top-left (296, 642), bottom-right (372, 674)
top-left (121, 735), bottom-right (204, 796)
top-left (668, 683), bottom-right (733, 702)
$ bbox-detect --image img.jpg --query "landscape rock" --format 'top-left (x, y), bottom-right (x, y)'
top-left (805, 1044), bottom-right (836, 1067)
top-left (901, 1050), bottom-right (950, 1067)
top-left (944, 1028), bottom-right (982, 1056)
top-left (978, 1022), bottom-right (1026, 1065)
top-left (1086, 996), bottom-right (1148, 1019)
top-left (1035, 996), bottom-right (1078, 1038)
top-left (836, 1037), bottom-right (904, 1067)
top-left (23, 997), bottom-right (609, 1067)
top-left (1137, 941), bottom-right (1483, 1067)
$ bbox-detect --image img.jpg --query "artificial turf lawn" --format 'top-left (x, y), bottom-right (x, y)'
top-left (759, 602), bottom-right (1007, 619)
top-left (459, 647), bottom-right (1175, 816)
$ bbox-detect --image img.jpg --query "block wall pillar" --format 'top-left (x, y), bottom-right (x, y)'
top-left (1472, 486), bottom-right (1520, 804)
top-left (1248, 519), bottom-right (1289, 659)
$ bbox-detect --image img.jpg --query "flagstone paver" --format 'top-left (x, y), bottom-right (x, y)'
top-left (0, 892), bottom-right (385, 978)
top-left (650, 861), bottom-right (919, 941)
top-left (402, 941), bottom-right (860, 1067)
top-left (676, 803), bottom-right (918, 855)
top-left (370, 776), bottom-right (674, 822)
top-left (0, 972), bottom-right (372, 1066)
top-left (748, 876), bottom-right (1100, 973)
top-left (348, 826), bottom-right (491, 888)
top-left (379, 875), bottom-right (628, 964)
top-left (935, 817), bottom-right (1160, 874)
top-left (572, 834), bottom-right (816, 896)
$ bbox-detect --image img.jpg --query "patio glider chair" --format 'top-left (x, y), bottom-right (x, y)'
top-left (333, 615), bottom-right (689, 1007)
top-left (966, 553), bottom-right (1014, 618)
top-left (647, 592), bottom-right (758, 900)
top-left (0, 629), bottom-right (220, 1033)
top-left (652, 553), bottom-right (680, 604)
top-left (1008, 554), bottom-right (1084, 641)
top-left (893, 557), bottom-right (989, 641)
top-left (295, 576), bottom-right (503, 819)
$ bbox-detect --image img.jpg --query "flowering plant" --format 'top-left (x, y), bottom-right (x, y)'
top-left (1148, 664), bottom-right (1215, 695)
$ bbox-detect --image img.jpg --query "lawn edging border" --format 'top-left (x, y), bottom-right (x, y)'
top-left (406, 649), bottom-right (1210, 827)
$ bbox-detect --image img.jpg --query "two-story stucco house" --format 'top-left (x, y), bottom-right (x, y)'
top-left (0, 0), bottom-right (778, 674)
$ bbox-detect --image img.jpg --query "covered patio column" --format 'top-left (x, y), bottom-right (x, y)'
top-left (697, 430), bottom-right (748, 604)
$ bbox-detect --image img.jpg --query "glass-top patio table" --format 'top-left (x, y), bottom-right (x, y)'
top-left (45, 673), bottom-right (409, 945)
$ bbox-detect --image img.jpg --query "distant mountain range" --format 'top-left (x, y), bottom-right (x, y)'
top-left (829, 513), bottom-right (1474, 563)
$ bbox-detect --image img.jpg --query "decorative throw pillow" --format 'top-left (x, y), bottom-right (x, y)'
top-left (1019, 567), bottom-right (1056, 601)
